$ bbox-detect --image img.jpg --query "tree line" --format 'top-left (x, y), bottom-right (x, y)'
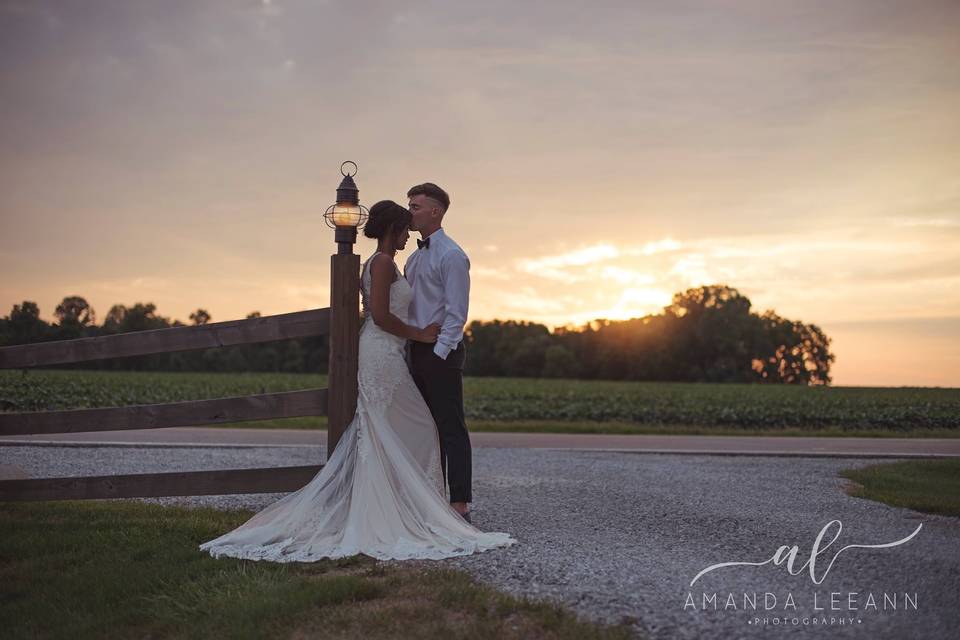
top-left (0, 284), bottom-right (834, 384)
top-left (0, 298), bottom-right (325, 374)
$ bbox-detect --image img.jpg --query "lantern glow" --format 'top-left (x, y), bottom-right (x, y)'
top-left (323, 161), bottom-right (369, 252)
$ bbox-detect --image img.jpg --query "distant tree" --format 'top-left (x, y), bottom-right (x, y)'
top-left (201, 347), bottom-right (226, 372)
top-left (542, 344), bottom-right (579, 378)
top-left (54, 296), bottom-right (96, 327)
top-left (504, 332), bottom-right (551, 377)
top-left (0, 286), bottom-right (834, 382)
top-left (665, 285), bottom-right (757, 382)
top-left (252, 345), bottom-right (282, 371)
top-left (464, 320), bottom-right (552, 377)
top-left (221, 347), bottom-right (249, 371)
top-left (466, 283), bottom-right (835, 385)
top-left (102, 304), bottom-right (128, 333)
top-left (4, 301), bottom-right (50, 345)
top-left (189, 308), bottom-right (211, 325)
top-left (10, 301), bottom-right (41, 326)
top-left (282, 341), bottom-right (306, 372)
top-left (52, 295), bottom-right (96, 340)
top-left (464, 320), bottom-right (504, 376)
top-left (96, 302), bottom-right (174, 370)
top-left (117, 303), bottom-right (171, 333)
top-left (753, 310), bottom-right (834, 385)
top-left (302, 335), bottom-right (328, 373)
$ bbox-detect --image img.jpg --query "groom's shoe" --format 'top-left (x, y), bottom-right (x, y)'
top-left (460, 510), bottom-right (472, 524)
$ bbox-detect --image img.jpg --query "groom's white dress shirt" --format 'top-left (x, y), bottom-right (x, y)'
top-left (404, 227), bottom-right (470, 360)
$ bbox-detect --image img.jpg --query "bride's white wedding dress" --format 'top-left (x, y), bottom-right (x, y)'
top-left (199, 252), bottom-right (516, 562)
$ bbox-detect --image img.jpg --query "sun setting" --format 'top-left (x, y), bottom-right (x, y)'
top-left (1, 1), bottom-right (958, 386)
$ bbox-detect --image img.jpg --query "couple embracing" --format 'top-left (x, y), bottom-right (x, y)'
top-left (200, 183), bottom-right (516, 561)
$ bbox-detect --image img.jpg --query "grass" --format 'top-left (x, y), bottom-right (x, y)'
top-left (839, 459), bottom-right (960, 517)
top-left (0, 500), bottom-right (636, 640)
top-left (3, 369), bottom-right (958, 436)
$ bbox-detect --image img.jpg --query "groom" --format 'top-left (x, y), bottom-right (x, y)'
top-left (404, 182), bottom-right (473, 522)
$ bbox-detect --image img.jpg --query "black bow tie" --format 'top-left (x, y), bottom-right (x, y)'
top-left (417, 237), bottom-right (430, 249)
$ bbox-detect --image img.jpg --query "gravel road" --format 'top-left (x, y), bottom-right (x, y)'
top-left (3, 444), bottom-right (956, 639)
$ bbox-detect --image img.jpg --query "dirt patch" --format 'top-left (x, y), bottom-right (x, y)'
top-left (287, 564), bottom-right (635, 640)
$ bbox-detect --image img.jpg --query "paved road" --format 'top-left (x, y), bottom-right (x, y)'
top-left (1, 426), bottom-right (958, 458)
top-left (1, 443), bottom-right (955, 639)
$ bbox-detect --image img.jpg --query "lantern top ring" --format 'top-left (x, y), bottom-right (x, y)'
top-left (340, 160), bottom-right (358, 177)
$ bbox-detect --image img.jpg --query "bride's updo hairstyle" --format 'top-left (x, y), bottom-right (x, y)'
top-left (363, 200), bottom-right (412, 240)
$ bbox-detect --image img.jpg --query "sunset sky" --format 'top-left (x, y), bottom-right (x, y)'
top-left (1, 1), bottom-right (958, 387)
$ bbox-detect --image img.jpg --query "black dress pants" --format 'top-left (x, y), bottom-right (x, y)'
top-left (409, 340), bottom-right (471, 503)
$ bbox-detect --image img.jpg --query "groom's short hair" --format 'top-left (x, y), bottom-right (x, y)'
top-left (407, 183), bottom-right (450, 213)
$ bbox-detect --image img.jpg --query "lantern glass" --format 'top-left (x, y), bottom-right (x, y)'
top-left (331, 202), bottom-right (362, 227)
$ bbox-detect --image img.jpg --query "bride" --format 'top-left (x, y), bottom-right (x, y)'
top-left (199, 200), bottom-right (516, 561)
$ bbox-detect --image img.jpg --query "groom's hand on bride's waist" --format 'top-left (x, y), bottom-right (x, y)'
top-left (414, 323), bottom-right (441, 344)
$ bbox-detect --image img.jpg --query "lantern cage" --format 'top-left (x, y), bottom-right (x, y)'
top-left (323, 160), bottom-right (369, 230)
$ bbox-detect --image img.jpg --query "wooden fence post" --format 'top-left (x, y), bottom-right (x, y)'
top-left (327, 249), bottom-right (360, 459)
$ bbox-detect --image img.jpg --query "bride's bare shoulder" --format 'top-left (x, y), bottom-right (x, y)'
top-left (369, 253), bottom-right (398, 282)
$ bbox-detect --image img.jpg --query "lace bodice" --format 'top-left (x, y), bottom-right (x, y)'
top-left (361, 252), bottom-right (413, 327)
top-left (357, 252), bottom-right (414, 407)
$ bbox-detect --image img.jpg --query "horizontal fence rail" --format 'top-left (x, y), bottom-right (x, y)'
top-left (0, 307), bottom-right (331, 369)
top-left (0, 465), bottom-right (324, 502)
top-left (0, 388), bottom-right (327, 436)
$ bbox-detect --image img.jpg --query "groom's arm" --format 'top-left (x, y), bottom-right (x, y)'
top-left (434, 250), bottom-right (470, 360)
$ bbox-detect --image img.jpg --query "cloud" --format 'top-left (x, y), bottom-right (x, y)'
top-left (260, 0), bottom-right (283, 17)
top-left (76, 276), bottom-right (176, 295)
top-left (496, 286), bottom-right (573, 315)
top-left (886, 217), bottom-right (960, 228)
top-left (599, 266), bottom-right (656, 286)
top-left (469, 222), bottom-right (960, 333)
top-left (625, 237), bottom-right (683, 256)
top-left (471, 266), bottom-right (511, 280)
top-left (519, 244), bottom-right (619, 271)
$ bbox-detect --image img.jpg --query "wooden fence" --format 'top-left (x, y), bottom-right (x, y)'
top-left (0, 249), bottom-right (361, 502)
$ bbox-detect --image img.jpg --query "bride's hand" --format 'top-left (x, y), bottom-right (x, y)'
top-left (415, 323), bottom-right (441, 343)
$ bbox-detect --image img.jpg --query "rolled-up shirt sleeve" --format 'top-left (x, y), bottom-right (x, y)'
top-left (434, 250), bottom-right (470, 360)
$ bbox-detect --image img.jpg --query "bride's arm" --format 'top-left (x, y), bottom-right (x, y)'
top-left (369, 254), bottom-right (439, 343)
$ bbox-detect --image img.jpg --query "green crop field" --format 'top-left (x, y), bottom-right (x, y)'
top-left (1, 369), bottom-right (957, 435)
